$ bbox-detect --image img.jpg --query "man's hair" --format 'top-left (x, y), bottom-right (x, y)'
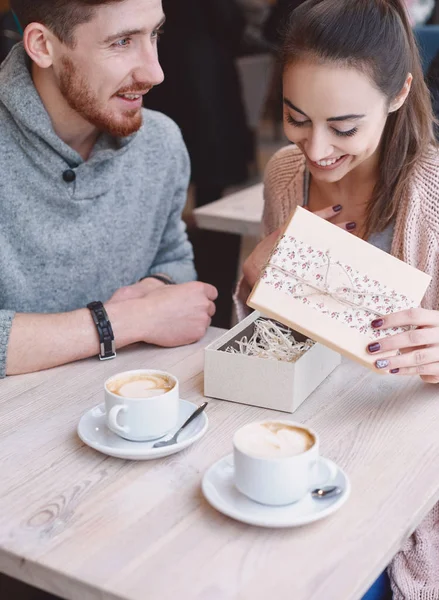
top-left (10, 0), bottom-right (124, 46)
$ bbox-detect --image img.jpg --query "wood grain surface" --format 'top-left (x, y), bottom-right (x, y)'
top-left (1, 327), bottom-right (439, 600)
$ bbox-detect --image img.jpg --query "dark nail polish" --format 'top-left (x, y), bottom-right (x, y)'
top-left (376, 359), bottom-right (389, 369)
top-left (371, 318), bottom-right (384, 328)
top-left (332, 204), bottom-right (342, 213)
top-left (390, 368), bottom-right (400, 374)
top-left (368, 342), bottom-right (381, 353)
top-left (346, 222), bottom-right (356, 231)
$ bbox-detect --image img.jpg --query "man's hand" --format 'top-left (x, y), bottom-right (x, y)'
top-left (6, 280), bottom-right (218, 376)
top-left (107, 277), bottom-right (166, 304)
top-left (128, 281), bottom-right (218, 347)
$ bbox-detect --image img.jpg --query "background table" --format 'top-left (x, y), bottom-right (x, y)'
top-left (193, 183), bottom-right (263, 239)
top-left (193, 184), bottom-right (264, 325)
top-left (1, 329), bottom-right (439, 600)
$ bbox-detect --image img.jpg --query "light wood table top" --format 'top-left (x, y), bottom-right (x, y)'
top-left (193, 183), bottom-right (264, 238)
top-left (1, 328), bottom-right (439, 600)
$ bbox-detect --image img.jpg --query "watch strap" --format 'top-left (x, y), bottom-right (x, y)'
top-left (87, 301), bottom-right (116, 360)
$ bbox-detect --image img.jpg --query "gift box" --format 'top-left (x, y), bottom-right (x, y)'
top-left (204, 311), bottom-right (341, 413)
top-left (247, 206), bottom-right (432, 371)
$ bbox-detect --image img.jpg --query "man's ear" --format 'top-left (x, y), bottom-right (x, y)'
top-left (23, 23), bottom-right (56, 68)
top-left (389, 73), bottom-right (413, 113)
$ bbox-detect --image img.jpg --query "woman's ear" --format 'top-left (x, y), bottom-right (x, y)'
top-left (389, 73), bottom-right (413, 113)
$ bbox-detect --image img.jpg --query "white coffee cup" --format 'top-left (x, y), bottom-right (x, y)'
top-left (104, 369), bottom-right (179, 441)
top-left (233, 420), bottom-right (336, 506)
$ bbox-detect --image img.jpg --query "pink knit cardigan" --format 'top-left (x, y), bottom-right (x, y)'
top-left (240, 145), bottom-right (439, 598)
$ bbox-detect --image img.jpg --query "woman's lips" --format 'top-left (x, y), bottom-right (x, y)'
top-left (308, 154), bottom-right (349, 171)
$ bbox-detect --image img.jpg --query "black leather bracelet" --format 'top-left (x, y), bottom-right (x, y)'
top-left (87, 301), bottom-right (116, 361)
top-left (148, 274), bottom-right (175, 285)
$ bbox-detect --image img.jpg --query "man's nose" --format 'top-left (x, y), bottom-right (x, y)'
top-left (134, 45), bottom-right (164, 88)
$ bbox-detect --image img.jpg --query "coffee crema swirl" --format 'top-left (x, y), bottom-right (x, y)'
top-left (107, 373), bottom-right (174, 398)
top-left (234, 421), bottom-right (315, 458)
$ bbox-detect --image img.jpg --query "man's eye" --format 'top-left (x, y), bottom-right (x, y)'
top-left (113, 38), bottom-right (131, 48)
top-left (152, 28), bottom-right (164, 40)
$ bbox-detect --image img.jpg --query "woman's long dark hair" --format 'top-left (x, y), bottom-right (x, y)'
top-left (280, 0), bottom-right (436, 236)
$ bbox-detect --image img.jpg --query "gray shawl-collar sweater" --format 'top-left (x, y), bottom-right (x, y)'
top-left (0, 44), bottom-right (196, 377)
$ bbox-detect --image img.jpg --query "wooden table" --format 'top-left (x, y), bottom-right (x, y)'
top-left (1, 329), bottom-right (439, 600)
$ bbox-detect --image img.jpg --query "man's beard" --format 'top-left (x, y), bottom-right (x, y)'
top-left (58, 56), bottom-right (143, 138)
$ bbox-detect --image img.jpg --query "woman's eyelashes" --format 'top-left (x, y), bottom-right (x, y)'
top-left (285, 113), bottom-right (358, 138)
top-left (334, 127), bottom-right (358, 138)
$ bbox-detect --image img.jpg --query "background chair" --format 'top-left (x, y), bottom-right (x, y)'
top-left (413, 24), bottom-right (439, 73)
top-left (0, 10), bottom-right (21, 64)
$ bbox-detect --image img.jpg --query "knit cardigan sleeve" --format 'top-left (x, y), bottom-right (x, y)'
top-left (233, 145), bottom-right (306, 321)
top-left (391, 148), bottom-right (439, 311)
top-left (261, 144), bottom-right (306, 236)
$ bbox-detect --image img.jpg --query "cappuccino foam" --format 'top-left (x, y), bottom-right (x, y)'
top-left (234, 421), bottom-right (314, 458)
top-left (107, 373), bottom-right (174, 398)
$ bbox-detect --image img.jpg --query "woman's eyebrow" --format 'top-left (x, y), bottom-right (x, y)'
top-left (283, 98), bottom-right (308, 117)
top-left (283, 97), bottom-right (365, 121)
top-left (327, 114), bottom-right (365, 122)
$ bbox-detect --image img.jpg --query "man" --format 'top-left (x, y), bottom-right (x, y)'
top-left (0, 0), bottom-right (218, 379)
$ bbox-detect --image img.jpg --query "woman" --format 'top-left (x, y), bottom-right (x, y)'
top-left (238, 0), bottom-right (439, 597)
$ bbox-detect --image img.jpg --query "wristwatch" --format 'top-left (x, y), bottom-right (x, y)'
top-left (87, 301), bottom-right (116, 360)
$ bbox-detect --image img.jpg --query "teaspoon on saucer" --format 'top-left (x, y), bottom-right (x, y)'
top-left (153, 402), bottom-right (208, 448)
top-left (311, 485), bottom-right (342, 499)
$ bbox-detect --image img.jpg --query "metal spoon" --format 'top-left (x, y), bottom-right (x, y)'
top-left (153, 402), bottom-right (208, 448)
top-left (311, 485), bottom-right (342, 499)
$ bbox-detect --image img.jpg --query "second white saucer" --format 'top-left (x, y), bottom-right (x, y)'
top-left (202, 454), bottom-right (350, 528)
top-left (78, 399), bottom-right (208, 460)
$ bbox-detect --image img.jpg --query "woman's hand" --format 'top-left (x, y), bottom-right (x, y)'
top-left (367, 308), bottom-right (439, 383)
top-left (242, 226), bottom-right (284, 290)
top-left (242, 204), bottom-right (355, 291)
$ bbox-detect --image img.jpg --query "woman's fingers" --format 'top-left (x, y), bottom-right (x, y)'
top-left (310, 204), bottom-right (343, 220)
top-left (421, 374), bottom-right (439, 384)
top-left (373, 345), bottom-right (439, 374)
top-left (370, 308), bottom-right (439, 330)
top-left (336, 221), bottom-right (357, 232)
top-left (308, 205), bottom-right (356, 232)
top-left (388, 363), bottom-right (439, 377)
top-left (367, 326), bottom-right (439, 355)
top-left (366, 309), bottom-right (439, 382)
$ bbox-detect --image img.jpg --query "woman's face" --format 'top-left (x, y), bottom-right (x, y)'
top-left (282, 59), bottom-right (390, 182)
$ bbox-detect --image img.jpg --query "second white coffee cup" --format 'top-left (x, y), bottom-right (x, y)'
top-left (104, 369), bottom-right (179, 442)
top-left (233, 420), bottom-right (335, 506)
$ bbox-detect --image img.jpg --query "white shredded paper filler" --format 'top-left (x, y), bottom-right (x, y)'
top-left (225, 318), bottom-right (314, 363)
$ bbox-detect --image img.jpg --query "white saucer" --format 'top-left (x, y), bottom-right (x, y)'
top-left (202, 454), bottom-right (350, 528)
top-left (78, 399), bottom-right (208, 460)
